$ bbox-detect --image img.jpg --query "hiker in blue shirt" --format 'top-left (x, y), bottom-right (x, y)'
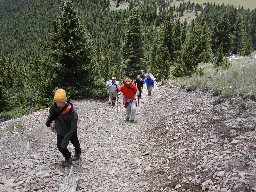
top-left (144, 74), bottom-right (154, 96)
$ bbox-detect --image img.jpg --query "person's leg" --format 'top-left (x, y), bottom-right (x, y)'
top-left (112, 92), bottom-right (117, 106)
top-left (138, 88), bottom-right (142, 98)
top-left (148, 86), bottom-right (152, 96)
top-left (125, 104), bottom-right (131, 121)
top-left (147, 86), bottom-right (150, 96)
top-left (70, 131), bottom-right (82, 160)
top-left (57, 134), bottom-right (72, 167)
top-left (129, 101), bottom-right (137, 121)
top-left (108, 92), bottom-right (112, 104)
top-left (57, 134), bottom-right (71, 159)
top-left (109, 92), bottom-right (114, 105)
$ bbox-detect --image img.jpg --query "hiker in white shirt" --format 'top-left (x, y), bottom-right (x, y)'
top-left (105, 77), bottom-right (119, 106)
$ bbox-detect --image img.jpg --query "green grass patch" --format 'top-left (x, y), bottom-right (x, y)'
top-left (181, 0), bottom-right (256, 10)
top-left (173, 54), bottom-right (256, 98)
top-left (7, 122), bottom-right (24, 135)
top-left (6, 121), bottom-right (34, 141)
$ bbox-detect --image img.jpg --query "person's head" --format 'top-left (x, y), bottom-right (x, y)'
top-left (54, 88), bottom-right (67, 107)
top-left (111, 76), bottom-right (116, 82)
top-left (123, 77), bottom-right (132, 86)
top-left (146, 74), bottom-right (151, 79)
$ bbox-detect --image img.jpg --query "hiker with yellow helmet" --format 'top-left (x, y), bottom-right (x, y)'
top-left (118, 77), bottom-right (139, 122)
top-left (46, 88), bottom-right (82, 167)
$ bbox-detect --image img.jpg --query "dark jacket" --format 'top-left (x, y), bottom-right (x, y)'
top-left (134, 78), bottom-right (144, 90)
top-left (46, 102), bottom-right (78, 147)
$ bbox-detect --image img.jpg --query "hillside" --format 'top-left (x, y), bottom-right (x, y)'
top-left (0, 83), bottom-right (255, 191)
top-left (1, 0), bottom-right (256, 118)
top-left (181, 0), bottom-right (256, 10)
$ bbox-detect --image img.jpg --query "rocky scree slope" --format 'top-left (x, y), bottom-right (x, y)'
top-left (0, 83), bottom-right (255, 192)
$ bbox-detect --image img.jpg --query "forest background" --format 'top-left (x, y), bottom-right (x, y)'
top-left (0, 0), bottom-right (256, 121)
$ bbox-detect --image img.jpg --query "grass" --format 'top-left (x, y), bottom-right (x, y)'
top-left (7, 122), bottom-right (24, 135)
top-left (173, 53), bottom-right (256, 99)
top-left (175, 0), bottom-right (256, 10)
top-left (6, 122), bottom-right (34, 141)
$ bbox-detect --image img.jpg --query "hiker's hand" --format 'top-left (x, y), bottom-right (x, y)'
top-left (46, 119), bottom-right (52, 127)
top-left (50, 127), bottom-right (56, 133)
top-left (46, 122), bottom-right (50, 127)
top-left (50, 121), bottom-right (55, 128)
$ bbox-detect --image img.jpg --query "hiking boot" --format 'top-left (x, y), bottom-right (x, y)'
top-left (62, 158), bottom-right (72, 167)
top-left (71, 152), bottom-right (81, 161)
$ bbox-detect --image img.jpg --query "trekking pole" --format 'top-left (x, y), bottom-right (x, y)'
top-left (137, 94), bottom-right (140, 107)
top-left (116, 94), bottom-right (119, 113)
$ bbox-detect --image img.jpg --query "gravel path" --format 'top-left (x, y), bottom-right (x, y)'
top-left (0, 83), bottom-right (255, 192)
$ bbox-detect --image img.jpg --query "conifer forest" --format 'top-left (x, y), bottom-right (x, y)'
top-left (0, 0), bottom-right (256, 120)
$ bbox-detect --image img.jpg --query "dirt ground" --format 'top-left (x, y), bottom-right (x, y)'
top-left (0, 82), bottom-right (255, 192)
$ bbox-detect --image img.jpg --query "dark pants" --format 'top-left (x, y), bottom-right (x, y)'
top-left (138, 88), bottom-right (142, 98)
top-left (57, 131), bottom-right (81, 159)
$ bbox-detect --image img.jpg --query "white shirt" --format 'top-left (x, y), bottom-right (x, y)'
top-left (106, 80), bottom-right (119, 93)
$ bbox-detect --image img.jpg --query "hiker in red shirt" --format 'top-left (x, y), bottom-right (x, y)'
top-left (118, 77), bottom-right (139, 123)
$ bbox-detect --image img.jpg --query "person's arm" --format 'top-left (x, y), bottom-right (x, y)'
top-left (106, 81), bottom-right (110, 88)
top-left (135, 86), bottom-right (139, 94)
top-left (118, 85), bottom-right (123, 92)
top-left (116, 81), bottom-right (120, 91)
top-left (144, 78), bottom-right (149, 87)
top-left (45, 104), bottom-right (57, 127)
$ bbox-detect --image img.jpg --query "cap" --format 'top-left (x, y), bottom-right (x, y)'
top-left (54, 89), bottom-right (67, 103)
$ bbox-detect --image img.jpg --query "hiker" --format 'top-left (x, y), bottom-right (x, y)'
top-left (144, 74), bottom-right (154, 96)
top-left (46, 88), bottom-right (81, 167)
top-left (140, 69), bottom-right (146, 78)
top-left (134, 75), bottom-right (144, 99)
top-left (105, 76), bottom-right (119, 106)
top-left (118, 77), bottom-right (139, 122)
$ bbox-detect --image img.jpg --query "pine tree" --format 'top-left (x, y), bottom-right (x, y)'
top-left (199, 25), bottom-right (213, 62)
top-left (231, 15), bottom-right (243, 54)
top-left (214, 42), bottom-right (231, 68)
top-left (177, 22), bottom-right (203, 76)
top-left (173, 19), bottom-right (182, 60)
top-left (155, 44), bottom-right (171, 81)
top-left (50, 0), bottom-right (93, 98)
top-left (211, 14), bottom-right (232, 55)
top-left (152, 24), bottom-right (171, 81)
top-left (163, 18), bottom-right (175, 60)
top-left (240, 37), bottom-right (253, 56)
top-left (122, 9), bottom-right (144, 79)
top-left (0, 55), bottom-right (20, 111)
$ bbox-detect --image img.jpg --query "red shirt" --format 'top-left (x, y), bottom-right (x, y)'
top-left (118, 83), bottom-right (138, 100)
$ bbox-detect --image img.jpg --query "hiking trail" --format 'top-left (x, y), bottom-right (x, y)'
top-left (0, 83), bottom-right (255, 191)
